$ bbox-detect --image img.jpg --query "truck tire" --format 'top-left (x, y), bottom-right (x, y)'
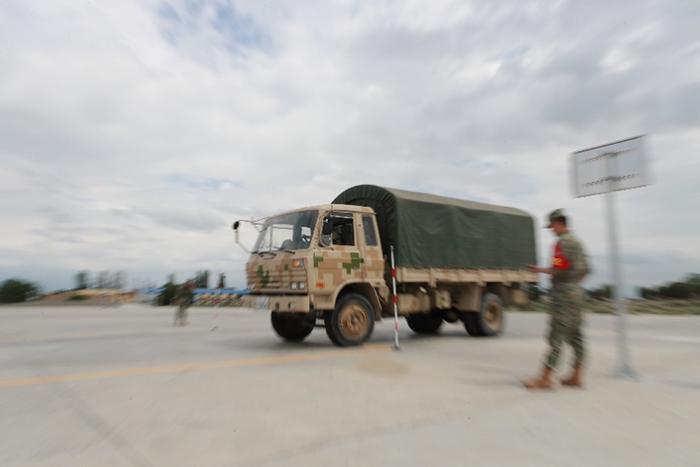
top-left (463, 293), bottom-right (505, 337)
top-left (406, 311), bottom-right (443, 334)
top-left (325, 293), bottom-right (375, 346)
top-left (462, 313), bottom-right (480, 336)
top-left (271, 312), bottom-right (315, 342)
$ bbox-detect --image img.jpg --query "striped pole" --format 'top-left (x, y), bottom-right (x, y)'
top-left (210, 293), bottom-right (221, 331)
top-left (390, 245), bottom-right (400, 351)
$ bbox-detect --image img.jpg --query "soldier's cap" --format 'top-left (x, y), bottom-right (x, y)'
top-left (545, 208), bottom-right (566, 228)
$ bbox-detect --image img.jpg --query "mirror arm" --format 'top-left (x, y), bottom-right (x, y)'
top-left (232, 219), bottom-right (261, 254)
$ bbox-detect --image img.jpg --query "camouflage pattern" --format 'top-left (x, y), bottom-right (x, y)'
top-left (545, 232), bottom-right (589, 369)
top-left (552, 232), bottom-right (589, 285)
top-left (246, 255), bottom-right (309, 293)
top-left (174, 282), bottom-right (194, 326)
top-left (312, 246), bottom-right (384, 294)
top-left (546, 284), bottom-right (585, 368)
top-left (175, 282), bottom-right (194, 306)
top-left (244, 206), bottom-right (386, 312)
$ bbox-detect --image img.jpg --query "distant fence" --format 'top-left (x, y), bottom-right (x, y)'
top-left (192, 288), bottom-right (248, 306)
top-left (135, 288), bottom-right (249, 306)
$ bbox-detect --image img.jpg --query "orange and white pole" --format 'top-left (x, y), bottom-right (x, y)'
top-left (390, 245), bottom-right (400, 351)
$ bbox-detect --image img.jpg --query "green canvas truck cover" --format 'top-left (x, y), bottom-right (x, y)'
top-left (333, 185), bottom-right (537, 269)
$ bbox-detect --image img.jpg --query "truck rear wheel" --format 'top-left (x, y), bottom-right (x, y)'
top-left (271, 312), bottom-right (315, 342)
top-left (463, 293), bottom-right (505, 337)
top-left (325, 293), bottom-right (374, 346)
top-left (406, 311), bottom-right (443, 334)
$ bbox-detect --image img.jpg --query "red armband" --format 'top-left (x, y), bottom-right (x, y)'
top-left (552, 241), bottom-right (570, 270)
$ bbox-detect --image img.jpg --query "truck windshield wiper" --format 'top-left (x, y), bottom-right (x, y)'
top-left (279, 248), bottom-right (295, 254)
top-left (257, 250), bottom-right (277, 257)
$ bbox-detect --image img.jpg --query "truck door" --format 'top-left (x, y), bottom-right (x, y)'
top-left (314, 211), bottom-right (363, 292)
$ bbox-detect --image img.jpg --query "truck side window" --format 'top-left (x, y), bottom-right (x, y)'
top-left (362, 215), bottom-right (378, 246)
top-left (323, 213), bottom-right (355, 246)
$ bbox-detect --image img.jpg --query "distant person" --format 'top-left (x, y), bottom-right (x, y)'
top-left (523, 209), bottom-right (589, 389)
top-left (174, 280), bottom-right (195, 326)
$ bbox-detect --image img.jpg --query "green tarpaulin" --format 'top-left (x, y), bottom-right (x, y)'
top-left (333, 185), bottom-right (537, 269)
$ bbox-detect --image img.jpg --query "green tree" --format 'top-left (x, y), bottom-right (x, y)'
top-left (639, 287), bottom-right (659, 299)
top-left (0, 279), bottom-right (39, 303)
top-left (195, 270), bottom-right (209, 289)
top-left (685, 274), bottom-right (700, 296)
top-left (638, 273), bottom-right (700, 300)
top-left (157, 281), bottom-right (177, 306)
top-left (74, 271), bottom-right (90, 290)
top-left (659, 282), bottom-right (692, 299)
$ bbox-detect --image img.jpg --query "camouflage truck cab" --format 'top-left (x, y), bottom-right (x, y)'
top-left (241, 204), bottom-right (389, 345)
top-left (236, 185), bottom-right (537, 347)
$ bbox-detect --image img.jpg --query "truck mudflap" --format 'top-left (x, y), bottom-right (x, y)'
top-left (242, 294), bottom-right (311, 313)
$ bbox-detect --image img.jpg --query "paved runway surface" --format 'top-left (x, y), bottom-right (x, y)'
top-left (1, 304), bottom-right (698, 467)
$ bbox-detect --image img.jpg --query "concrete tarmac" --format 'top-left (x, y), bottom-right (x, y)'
top-left (1, 304), bottom-right (698, 467)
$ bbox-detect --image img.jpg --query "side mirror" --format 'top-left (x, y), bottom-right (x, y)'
top-left (231, 220), bottom-right (249, 252)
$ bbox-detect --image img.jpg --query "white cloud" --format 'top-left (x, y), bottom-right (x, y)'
top-left (1, 0), bottom-right (699, 293)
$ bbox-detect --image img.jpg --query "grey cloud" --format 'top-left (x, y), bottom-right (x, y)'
top-left (336, 0), bottom-right (700, 154)
top-left (155, 0), bottom-right (271, 66)
top-left (164, 174), bottom-right (242, 192)
top-left (1, 0), bottom-right (699, 291)
top-left (134, 206), bottom-right (226, 233)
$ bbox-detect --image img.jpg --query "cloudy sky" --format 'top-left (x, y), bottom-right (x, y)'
top-left (1, 0), bottom-right (699, 293)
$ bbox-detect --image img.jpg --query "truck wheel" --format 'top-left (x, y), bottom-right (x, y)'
top-left (406, 312), bottom-right (443, 334)
top-left (271, 312), bottom-right (315, 342)
top-left (463, 313), bottom-right (480, 336)
top-left (325, 293), bottom-right (375, 346)
top-left (463, 293), bottom-right (505, 337)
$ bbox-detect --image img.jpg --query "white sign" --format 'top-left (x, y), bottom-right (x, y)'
top-left (571, 135), bottom-right (649, 198)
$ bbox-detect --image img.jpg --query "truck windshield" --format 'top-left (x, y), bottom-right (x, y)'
top-left (253, 210), bottom-right (319, 253)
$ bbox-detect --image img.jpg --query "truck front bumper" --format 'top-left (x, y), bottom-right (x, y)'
top-left (242, 294), bottom-right (311, 313)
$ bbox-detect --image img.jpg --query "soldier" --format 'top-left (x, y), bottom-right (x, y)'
top-left (174, 280), bottom-right (195, 326)
top-left (523, 209), bottom-right (589, 389)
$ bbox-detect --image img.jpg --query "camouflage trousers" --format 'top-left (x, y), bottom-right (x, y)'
top-left (545, 284), bottom-right (585, 369)
top-left (174, 302), bottom-right (190, 325)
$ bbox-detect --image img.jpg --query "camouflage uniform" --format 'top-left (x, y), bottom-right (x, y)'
top-left (174, 282), bottom-right (194, 326)
top-left (545, 231), bottom-right (589, 369)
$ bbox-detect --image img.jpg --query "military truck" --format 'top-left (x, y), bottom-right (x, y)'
top-left (233, 185), bottom-right (537, 346)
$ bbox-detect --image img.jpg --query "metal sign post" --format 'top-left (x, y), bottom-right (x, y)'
top-left (603, 154), bottom-right (635, 378)
top-left (572, 135), bottom-right (650, 379)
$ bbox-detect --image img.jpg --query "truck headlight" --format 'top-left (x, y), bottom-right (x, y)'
top-left (291, 259), bottom-right (305, 269)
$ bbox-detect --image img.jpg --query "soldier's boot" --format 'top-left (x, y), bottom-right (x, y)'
top-left (522, 366), bottom-right (554, 390)
top-left (561, 364), bottom-right (584, 388)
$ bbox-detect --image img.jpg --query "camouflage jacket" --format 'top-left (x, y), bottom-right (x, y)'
top-left (175, 284), bottom-right (194, 305)
top-left (551, 232), bottom-right (589, 285)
